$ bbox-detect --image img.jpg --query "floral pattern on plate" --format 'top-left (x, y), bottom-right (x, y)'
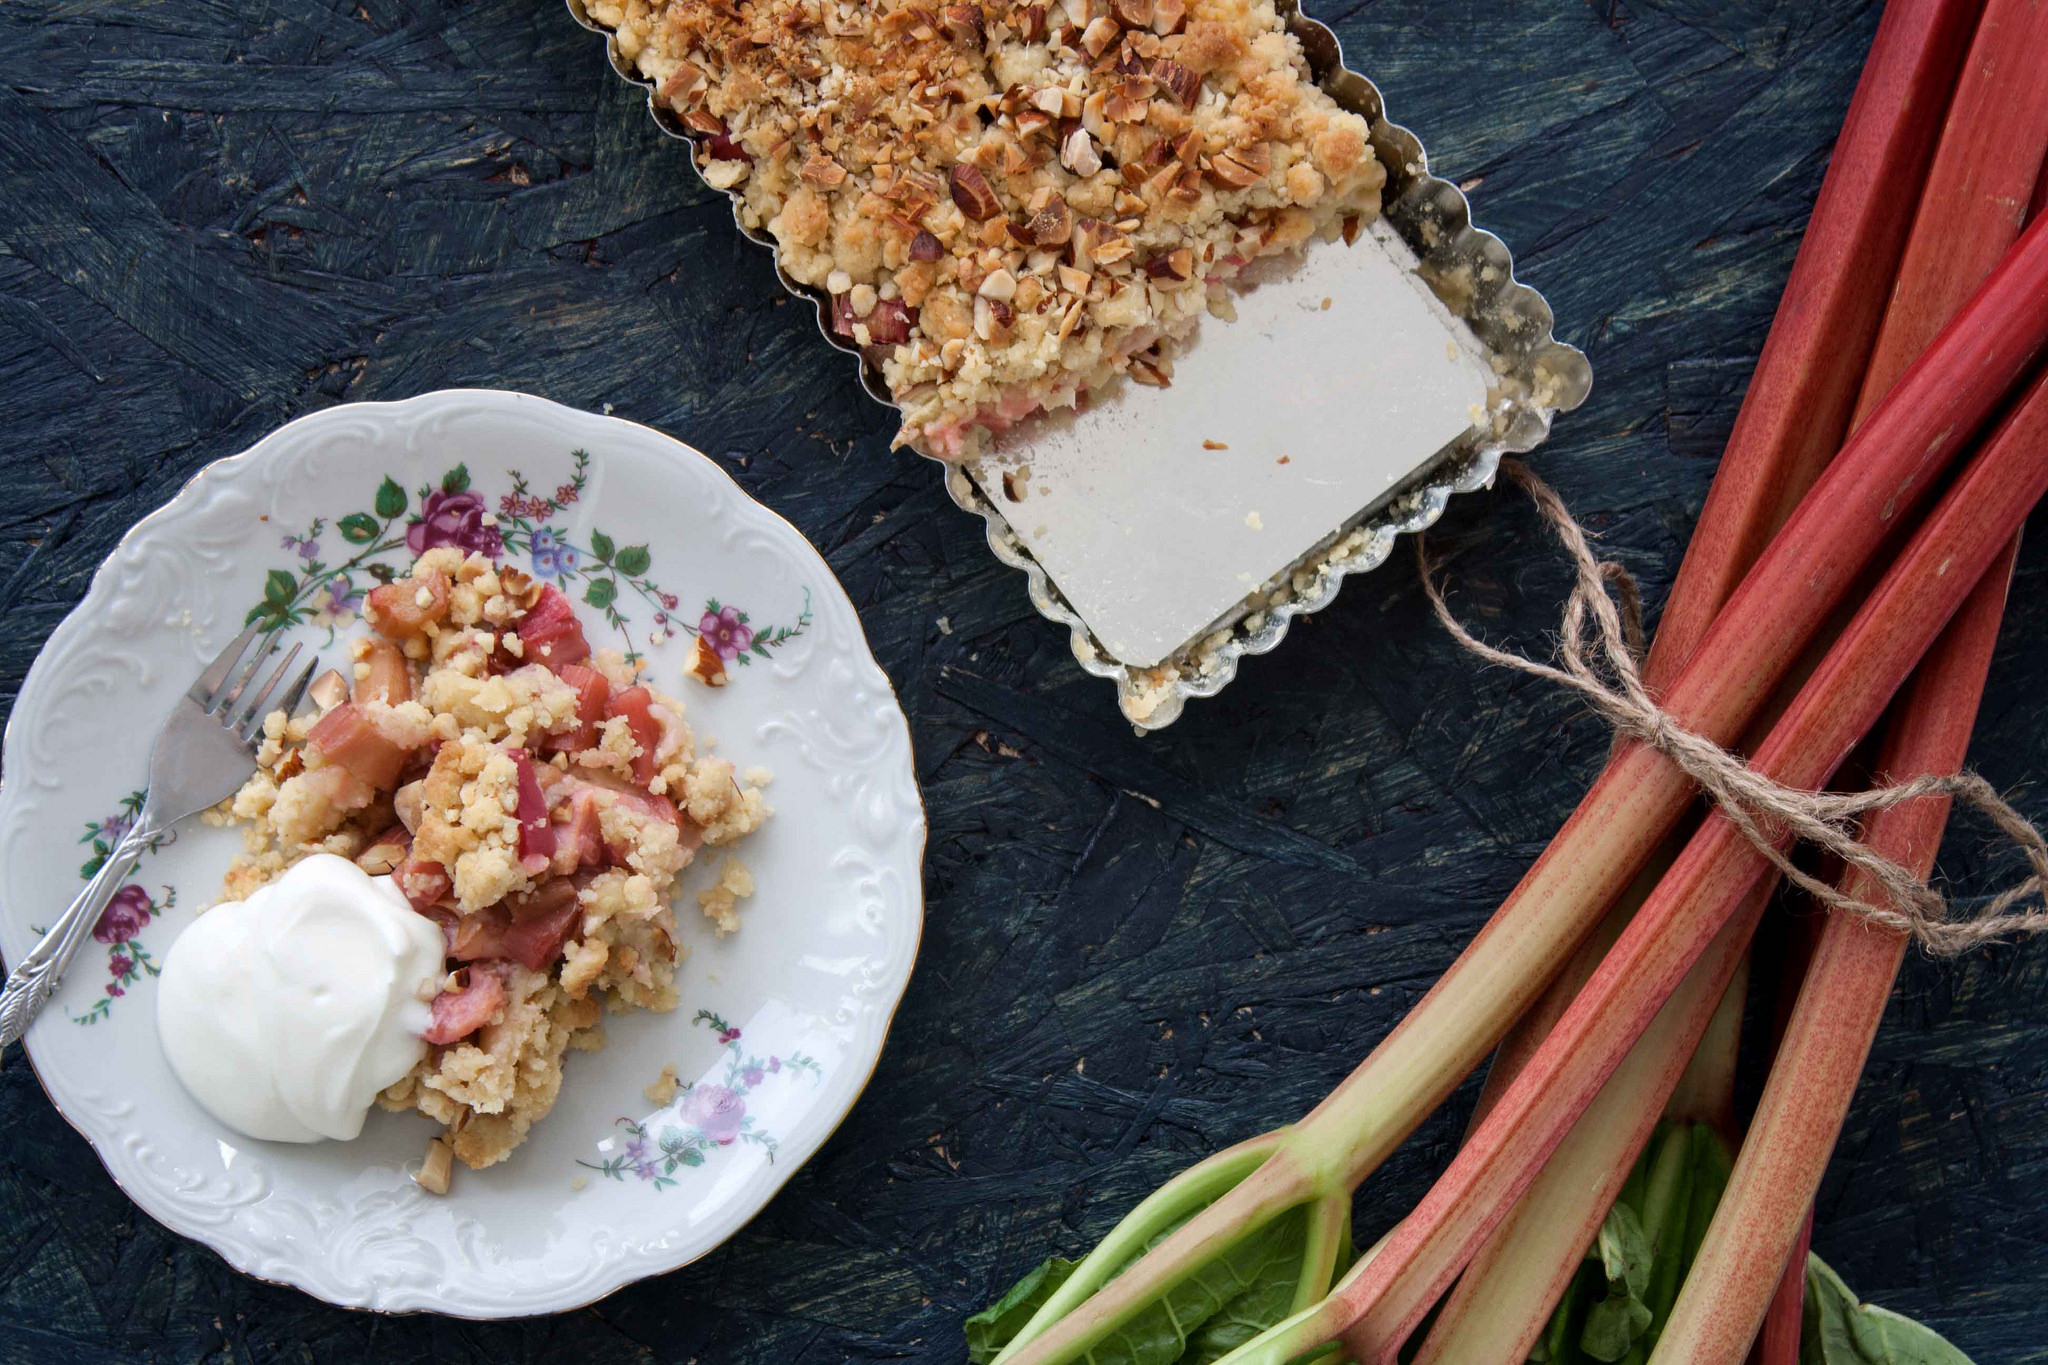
top-left (247, 449), bottom-right (811, 668)
top-left (579, 1010), bottom-right (822, 1189)
top-left (60, 792), bottom-right (178, 1025)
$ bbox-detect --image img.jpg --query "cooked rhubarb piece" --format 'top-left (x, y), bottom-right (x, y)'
top-left (391, 852), bottom-right (452, 912)
top-left (307, 703), bottom-right (412, 789)
top-left (553, 786), bottom-right (609, 872)
top-left (510, 749), bottom-right (555, 875)
top-left (606, 685), bottom-right (665, 785)
top-left (547, 662), bottom-right (611, 751)
top-left (423, 967), bottom-right (507, 1045)
top-left (515, 585), bottom-right (589, 671)
top-left (365, 568), bottom-right (450, 638)
top-left (448, 879), bottom-right (585, 971)
top-left (579, 770), bottom-right (683, 833)
top-left (502, 878), bottom-right (586, 971)
top-left (351, 640), bottom-right (412, 705)
top-left (447, 906), bottom-right (510, 963)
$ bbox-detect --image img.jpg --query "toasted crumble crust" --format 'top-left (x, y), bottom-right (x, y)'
top-left (585, 0), bottom-right (1386, 458)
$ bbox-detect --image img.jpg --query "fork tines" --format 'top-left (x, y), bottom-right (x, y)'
top-left (192, 624), bottom-right (319, 745)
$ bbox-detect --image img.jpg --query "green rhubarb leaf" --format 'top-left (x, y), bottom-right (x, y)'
top-left (966, 1257), bottom-right (1078, 1364)
top-left (374, 477), bottom-right (408, 519)
top-left (1678, 1123), bottom-right (1733, 1272)
top-left (1633, 1122), bottom-right (1696, 1346)
top-left (1801, 1255), bottom-right (1975, 1365)
top-left (965, 1208), bottom-right (1311, 1365)
top-left (1531, 1261), bottom-right (1605, 1364)
top-left (1182, 1208), bottom-right (1311, 1363)
top-left (1578, 1203), bottom-right (1654, 1362)
top-left (1077, 1210), bottom-right (1308, 1365)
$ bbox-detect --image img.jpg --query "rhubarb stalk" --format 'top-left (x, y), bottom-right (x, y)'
top-left (1418, 4), bottom-right (1982, 1349)
top-left (1326, 371), bottom-right (2048, 1362)
top-left (1426, 9), bottom-right (2048, 1354)
top-left (992, 217), bottom-right (2048, 1365)
top-left (1651, 549), bottom-right (2017, 1364)
top-left (1644, 0), bottom-right (1983, 677)
top-left (1657, 8), bottom-right (2048, 1352)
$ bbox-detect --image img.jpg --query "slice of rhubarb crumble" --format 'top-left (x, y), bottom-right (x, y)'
top-left (215, 548), bottom-right (771, 1180)
top-left (585, 0), bottom-right (1388, 458)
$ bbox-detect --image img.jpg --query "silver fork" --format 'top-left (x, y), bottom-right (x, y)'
top-left (0, 623), bottom-right (318, 1048)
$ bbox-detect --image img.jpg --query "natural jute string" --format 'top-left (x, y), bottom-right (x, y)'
top-left (1418, 457), bottom-right (2048, 955)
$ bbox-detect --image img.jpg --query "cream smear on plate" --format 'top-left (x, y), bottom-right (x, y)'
top-left (156, 853), bottom-right (443, 1143)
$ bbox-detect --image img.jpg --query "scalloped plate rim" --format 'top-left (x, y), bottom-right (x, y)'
top-left (0, 389), bottom-right (927, 1317)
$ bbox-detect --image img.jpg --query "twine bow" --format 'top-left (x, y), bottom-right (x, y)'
top-left (1419, 458), bottom-right (2048, 955)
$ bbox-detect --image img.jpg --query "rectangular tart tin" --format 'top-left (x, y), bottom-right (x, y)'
top-left (565, 0), bottom-right (1592, 729)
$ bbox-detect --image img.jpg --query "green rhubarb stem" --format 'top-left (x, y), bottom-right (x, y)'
top-left (1293, 1194), bottom-right (1353, 1314)
top-left (1000, 216), bottom-right (2048, 1365)
top-left (1330, 372), bottom-right (2048, 1363)
top-left (993, 1130), bottom-right (1288, 1362)
top-left (1652, 547), bottom-right (2019, 1364)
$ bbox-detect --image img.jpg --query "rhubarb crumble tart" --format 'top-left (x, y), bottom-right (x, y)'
top-left (585, 0), bottom-right (1388, 457)
top-left (215, 548), bottom-right (770, 1175)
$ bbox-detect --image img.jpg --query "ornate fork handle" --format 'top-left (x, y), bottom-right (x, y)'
top-left (0, 813), bottom-right (159, 1049)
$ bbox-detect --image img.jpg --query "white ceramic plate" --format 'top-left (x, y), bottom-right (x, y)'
top-left (0, 390), bottom-right (924, 1316)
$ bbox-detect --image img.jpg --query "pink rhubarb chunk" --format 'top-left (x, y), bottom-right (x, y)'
top-left (510, 748), bottom-right (555, 876)
top-left (515, 585), bottom-right (591, 673)
top-left (306, 703), bottom-right (412, 789)
top-left (423, 968), bottom-right (506, 1044)
top-left (605, 685), bottom-right (665, 786)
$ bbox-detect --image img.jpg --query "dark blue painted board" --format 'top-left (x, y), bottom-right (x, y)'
top-left (2, 1), bottom-right (2044, 1360)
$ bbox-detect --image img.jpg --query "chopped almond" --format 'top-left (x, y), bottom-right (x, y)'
top-left (415, 1138), bottom-right (454, 1196)
top-left (949, 164), bottom-right (1002, 220)
top-left (687, 634), bottom-right (729, 686)
top-left (799, 150), bottom-right (847, 188)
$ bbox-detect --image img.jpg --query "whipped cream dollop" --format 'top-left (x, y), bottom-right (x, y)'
top-left (157, 853), bottom-right (445, 1143)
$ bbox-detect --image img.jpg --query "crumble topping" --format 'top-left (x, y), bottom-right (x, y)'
top-left (585, 0), bottom-right (1386, 457)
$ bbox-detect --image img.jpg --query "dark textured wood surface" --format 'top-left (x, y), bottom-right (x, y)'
top-left (3, 1), bottom-right (2046, 1360)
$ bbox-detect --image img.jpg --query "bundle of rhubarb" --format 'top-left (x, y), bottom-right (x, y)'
top-left (964, 1), bottom-right (2048, 1361)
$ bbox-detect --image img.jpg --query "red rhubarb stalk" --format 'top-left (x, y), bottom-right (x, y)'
top-left (1430, 11), bottom-right (2048, 1353)
top-left (1751, 1213), bottom-right (1815, 1365)
top-left (1457, 0), bottom-right (1980, 1144)
top-left (1330, 373), bottom-right (2048, 1362)
top-left (1413, 882), bottom-right (1767, 1365)
top-left (1642, 0), bottom-right (1983, 680)
top-left (1849, 0), bottom-right (2048, 431)
top-left (1665, 9), bottom-right (2048, 1351)
top-left (993, 219), bottom-right (2048, 1365)
top-left (1655, 549), bottom-right (2017, 1363)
